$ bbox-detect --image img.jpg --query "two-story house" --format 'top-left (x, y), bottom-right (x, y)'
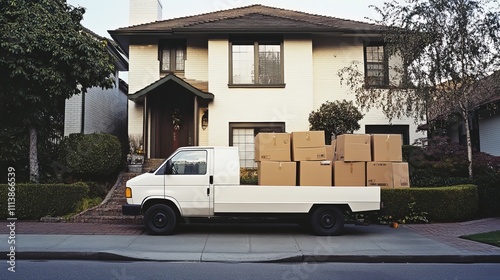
top-left (110, 1), bottom-right (425, 167)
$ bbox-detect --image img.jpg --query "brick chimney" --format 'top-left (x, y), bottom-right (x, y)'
top-left (129, 0), bottom-right (163, 26)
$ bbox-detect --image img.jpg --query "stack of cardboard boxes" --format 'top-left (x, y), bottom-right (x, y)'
top-left (291, 131), bottom-right (331, 186)
top-left (255, 133), bottom-right (296, 186)
top-left (366, 134), bottom-right (410, 189)
top-left (332, 134), bottom-right (409, 188)
top-left (254, 131), bottom-right (409, 188)
top-left (255, 131), bottom-right (330, 186)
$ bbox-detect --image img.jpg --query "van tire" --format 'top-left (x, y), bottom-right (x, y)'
top-left (144, 204), bottom-right (177, 235)
top-left (310, 206), bottom-right (344, 236)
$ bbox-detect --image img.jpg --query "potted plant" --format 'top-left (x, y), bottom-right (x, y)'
top-left (127, 135), bottom-right (144, 173)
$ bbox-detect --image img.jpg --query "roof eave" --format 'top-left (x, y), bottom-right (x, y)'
top-left (128, 74), bottom-right (214, 102)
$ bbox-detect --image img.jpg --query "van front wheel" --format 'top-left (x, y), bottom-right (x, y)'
top-left (144, 204), bottom-right (177, 235)
top-left (310, 206), bottom-right (344, 236)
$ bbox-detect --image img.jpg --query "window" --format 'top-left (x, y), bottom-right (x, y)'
top-left (230, 41), bottom-right (283, 86)
top-left (160, 41), bottom-right (186, 73)
top-left (168, 150), bottom-right (207, 175)
top-left (364, 44), bottom-right (388, 87)
top-left (229, 122), bottom-right (285, 168)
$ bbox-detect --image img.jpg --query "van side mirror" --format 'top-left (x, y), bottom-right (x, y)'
top-left (164, 160), bottom-right (173, 175)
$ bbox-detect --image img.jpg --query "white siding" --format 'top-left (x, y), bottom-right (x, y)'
top-left (64, 76), bottom-right (127, 138)
top-left (64, 93), bottom-right (83, 135)
top-left (479, 114), bottom-right (500, 156)
top-left (207, 38), bottom-right (314, 146)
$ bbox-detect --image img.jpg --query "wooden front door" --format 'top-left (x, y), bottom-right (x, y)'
top-left (150, 89), bottom-right (194, 158)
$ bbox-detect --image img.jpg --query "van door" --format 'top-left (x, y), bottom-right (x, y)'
top-left (164, 149), bottom-right (211, 216)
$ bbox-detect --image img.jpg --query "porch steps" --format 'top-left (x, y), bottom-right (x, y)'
top-left (71, 173), bottom-right (143, 225)
top-left (142, 158), bottom-right (165, 172)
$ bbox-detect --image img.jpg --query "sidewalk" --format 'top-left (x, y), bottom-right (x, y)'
top-left (1, 219), bottom-right (500, 263)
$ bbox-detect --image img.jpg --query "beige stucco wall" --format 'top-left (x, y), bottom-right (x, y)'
top-left (126, 35), bottom-right (425, 150)
top-left (312, 36), bottom-right (425, 143)
top-left (185, 37), bottom-right (209, 81)
top-left (128, 44), bottom-right (160, 139)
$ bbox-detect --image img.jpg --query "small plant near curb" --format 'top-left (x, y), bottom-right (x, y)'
top-left (378, 201), bottom-right (429, 226)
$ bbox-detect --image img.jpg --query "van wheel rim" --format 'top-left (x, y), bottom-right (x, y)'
top-left (320, 213), bottom-right (335, 229)
top-left (153, 213), bottom-right (168, 228)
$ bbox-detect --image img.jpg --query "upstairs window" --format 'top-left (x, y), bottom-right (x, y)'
top-left (160, 41), bottom-right (186, 73)
top-left (364, 43), bottom-right (388, 87)
top-left (230, 40), bottom-right (284, 87)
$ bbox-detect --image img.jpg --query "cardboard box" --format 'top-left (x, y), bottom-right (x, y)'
top-left (258, 161), bottom-right (297, 186)
top-left (298, 161), bottom-right (332, 186)
top-left (336, 134), bottom-right (371, 162)
top-left (371, 134), bottom-right (403, 162)
top-left (293, 147), bottom-right (327, 161)
top-left (332, 161), bottom-right (366, 186)
top-left (254, 133), bottom-right (291, 162)
top-left (392, 162), bottom-right (410, 188)
top-left (366, 162), bottom-right (410, 188)
top-left (291, 131), bottom-right (325, 148)
top-left (325, 144), bottom-right (334, 161)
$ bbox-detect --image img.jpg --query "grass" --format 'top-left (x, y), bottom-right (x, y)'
top-left (461, 230), bottom-right (500, 247)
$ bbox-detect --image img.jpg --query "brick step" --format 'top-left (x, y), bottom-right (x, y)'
top-left (70, 172), bottom-right (146, 224)
top-left (83, 207), bottom-right (123, 217)
top-left (71, 215), bottom-right (144, 225)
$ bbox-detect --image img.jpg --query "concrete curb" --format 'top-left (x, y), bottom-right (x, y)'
top-left (3, 251), bottom-right (500, 263)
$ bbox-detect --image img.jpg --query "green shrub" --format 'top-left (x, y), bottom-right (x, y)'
top-left (0, 183), bottom-right (89, 220)
top-left (86, 181), bottom-right (111, 198)
top-left (473, 173), bottom-right (500, 217)
top-left (309, 100), bottom-right (363, 144)
top-left (59, 133), bottom-right (123, 180)
top-left (381, 185), bottom-right (478, 223)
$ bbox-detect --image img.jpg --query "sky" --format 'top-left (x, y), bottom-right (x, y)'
top-left (66, 0), bottom-right (388, 38)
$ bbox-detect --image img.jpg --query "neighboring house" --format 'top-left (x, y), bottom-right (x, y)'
top-left (110, 1), bottom-right (425, 167)
top-left (477, 94), bottom-right (500, 156)
top-left (428, 72), bottom-right (500, 156)
top-left (64, 28), bottom-right (129, 143)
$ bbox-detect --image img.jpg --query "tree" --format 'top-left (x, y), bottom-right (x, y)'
top-left (0, 0), bottom-right (115, 182)
top-left (338, 0), bottom-right (500, 178)
top-left (309, 100), bottom-right (364, 144)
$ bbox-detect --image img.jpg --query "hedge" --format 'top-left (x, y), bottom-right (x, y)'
top-left (59, 133), bottom-right (122, 179)
top-left (0, 183), bottom-right (89, 220)
top-left (381, 185), bottom-right (478, 223)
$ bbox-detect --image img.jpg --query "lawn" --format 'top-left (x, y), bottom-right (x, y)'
top-left (461, 231), bottom-right (500, 247)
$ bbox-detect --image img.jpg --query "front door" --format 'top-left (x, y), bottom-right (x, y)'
top-left (150, 89), bottom-right (194, 158)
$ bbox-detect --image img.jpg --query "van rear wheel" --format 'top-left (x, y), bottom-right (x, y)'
top-left (144, 204), bottom-right (177, 235)
top-left (310, 206), bottom-right (344, 236)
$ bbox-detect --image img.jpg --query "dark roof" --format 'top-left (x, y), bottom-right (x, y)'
top-left (115, 4), bottom-right (384, 32)
top-left (83, 27), bottom-right (128, 71)
top-left (110, 5), bottom-right (385, 51)
top-left (128, 73), bottom-right (214, 102)
top-left (428, 71), bottom-right (500, 120)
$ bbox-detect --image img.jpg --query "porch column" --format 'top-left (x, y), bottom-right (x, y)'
top-left (194, 97), bottom-right (199, 146)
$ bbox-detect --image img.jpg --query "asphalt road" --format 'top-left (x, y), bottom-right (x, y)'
top-left (2, 261), bottom-right (500, 280)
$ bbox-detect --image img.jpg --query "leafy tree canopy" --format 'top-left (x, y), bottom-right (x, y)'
top-left (0, 0), bottom-right (116, 181)
top-left (338, 0), bottom-right (500, 178)
top-left (0, 0), bottom-right (115, 129)
top-left (309, 100), bottom-right (363, 144)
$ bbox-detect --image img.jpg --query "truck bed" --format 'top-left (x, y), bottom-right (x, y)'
top-left (213, 185), bottom-right (380, 214)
